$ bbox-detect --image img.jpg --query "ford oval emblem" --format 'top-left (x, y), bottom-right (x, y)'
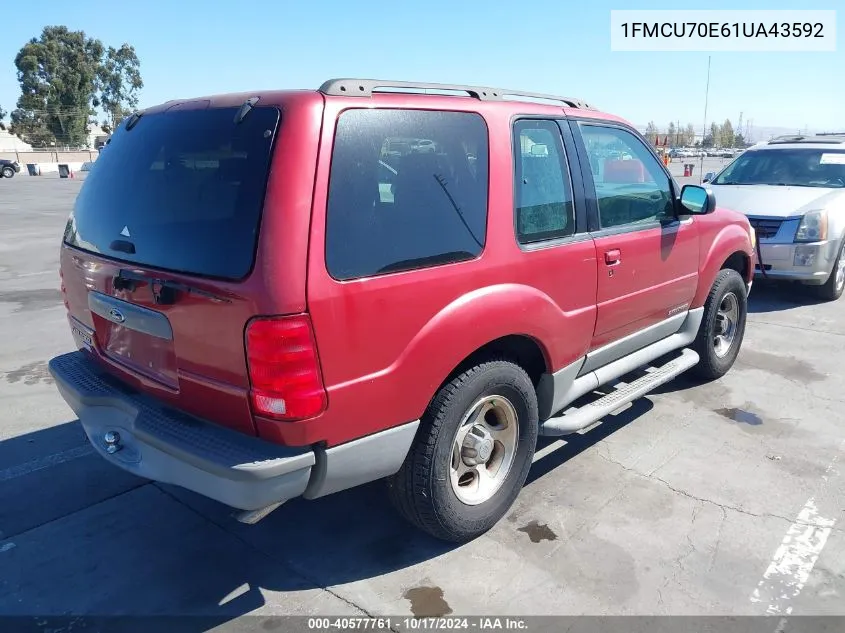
top-left (108, 307), bottom-right (126, 324)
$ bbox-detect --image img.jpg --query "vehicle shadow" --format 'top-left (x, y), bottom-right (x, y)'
top-left (747, 279), bottom-right (826, 314)
top-left (0, 399), bottom-right (651, 623)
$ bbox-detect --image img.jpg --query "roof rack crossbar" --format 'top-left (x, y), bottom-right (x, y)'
top-left (318, 78), bottom-right (595, 109)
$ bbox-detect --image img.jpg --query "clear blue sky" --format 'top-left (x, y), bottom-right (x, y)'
top-left (1, 0), bottom-right (842, 136)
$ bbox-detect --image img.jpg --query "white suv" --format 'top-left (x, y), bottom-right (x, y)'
top-left (704, 134), bottom-right (845, 301)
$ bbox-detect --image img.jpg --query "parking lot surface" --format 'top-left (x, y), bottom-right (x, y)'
top-left (1, 171), bottom-right (843, 622)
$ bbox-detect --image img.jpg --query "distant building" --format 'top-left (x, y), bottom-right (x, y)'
top-left (87, 124), bottom-right (108, 149)
top-left (0, 129), bottom-right (32, 152)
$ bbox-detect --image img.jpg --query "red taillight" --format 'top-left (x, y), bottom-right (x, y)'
top-left (245, 315), bottom-right (328, 421)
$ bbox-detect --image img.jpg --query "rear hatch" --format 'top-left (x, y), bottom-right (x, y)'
top-left (60, 102), bottom-right (281, 436)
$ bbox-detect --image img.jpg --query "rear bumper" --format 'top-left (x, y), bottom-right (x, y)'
top-left (49, 351), bottom-right (419, 511)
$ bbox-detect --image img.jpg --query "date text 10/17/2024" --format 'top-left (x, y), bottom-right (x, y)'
top-left (307, 617), bottom-right (529, 631)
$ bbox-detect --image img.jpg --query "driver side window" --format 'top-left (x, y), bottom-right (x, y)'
top-left (579, 124), bottom-right (674, 230)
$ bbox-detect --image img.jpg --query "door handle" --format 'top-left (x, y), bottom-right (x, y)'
top-left (604, 249), bottom-right (621, 265)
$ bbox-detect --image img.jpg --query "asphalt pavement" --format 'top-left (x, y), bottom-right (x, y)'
top-left (1, 173), bottom-right (843, 626)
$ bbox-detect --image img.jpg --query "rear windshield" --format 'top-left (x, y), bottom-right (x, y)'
top-left (64, 105), bottom-right (280, 280)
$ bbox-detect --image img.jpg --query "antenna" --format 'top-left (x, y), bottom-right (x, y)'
top-left (700, 56), bottom-right (711, 183)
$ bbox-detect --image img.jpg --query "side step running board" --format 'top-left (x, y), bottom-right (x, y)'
top-left (539, 348), bottom-right (699, 436)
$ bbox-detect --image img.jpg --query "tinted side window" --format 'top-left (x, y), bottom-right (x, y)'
top-left (579, 124), bottom-right (673, 230)
top-left (326, 109), bottom-right (489, 280)
top-left (513, 120), bottom-right (575, 243)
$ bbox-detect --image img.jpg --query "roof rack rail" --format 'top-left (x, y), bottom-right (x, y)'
top-left (318, 78), bottom-right (595, 109)
top-left (768, 134), bottom-right (845, 145)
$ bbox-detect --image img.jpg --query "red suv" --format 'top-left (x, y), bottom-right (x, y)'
top-left (50, 79), bottom-right (755, 542)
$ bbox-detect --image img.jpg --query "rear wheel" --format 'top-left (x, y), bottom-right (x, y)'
top-left (386, 359), bottom-right (538, 542)
top-left (1, 166), bottom-right (14, 179)
top-left (691, 269), bottom-right (748, 380)
top-left (811, 241), bottom-right (845, 302)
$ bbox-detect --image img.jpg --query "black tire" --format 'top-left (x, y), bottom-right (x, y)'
top-left (1, 166), bottom-right (14, 179)
top-left (691, 268), bottom-right (748, 381)
top-left (386, 359), bottom-right (539, 542)
top-left (811, 240), bottom-right (845, 302)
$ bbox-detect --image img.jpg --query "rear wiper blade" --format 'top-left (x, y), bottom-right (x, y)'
top-left (113, 269), bottom-right (232, 305)
top-left (109, 239), bottom-right (136, 254)
top-left (234, 97), bottom-right (259, 124)
top-left (124, 111), bottom-right (143, 131)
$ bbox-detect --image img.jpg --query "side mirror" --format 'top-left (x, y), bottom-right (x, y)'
top-left (679, 184), bottom-right (716, 215)
top-left (702, 171), bottom-right (716, 183)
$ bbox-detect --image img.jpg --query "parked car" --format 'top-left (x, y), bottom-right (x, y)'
top-left (49, 79), bottom-right (755, 542)
top-left (0, 158), bottom-right (21, 178)
top-left (412, 138), bottom-right (437, 153)
top-left (704, 134), bottom-right (845, 300)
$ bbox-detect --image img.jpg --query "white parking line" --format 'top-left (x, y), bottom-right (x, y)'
top-left (533, 439), bottom-right (566, 462)
top-left (749, 441), bottom-right (843, 615)
top-left (0, 444), bottom-right (94, 483)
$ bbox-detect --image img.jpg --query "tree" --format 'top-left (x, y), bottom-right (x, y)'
top-left (685, 123), bottom-right (696, 145)
top-left (0, 105), bottom-right (6, 131)
top-left (709, 122), bottom-right (721, 147)
top-left (98, 44), bottom-right (143, 133)
top-left (645, 121), bottom-right (658, 145)
top-left (734, 133), bottom-right (747, 148)
top-left (667, 122), bottom-right (677, 147)
top-left (10, 26), bottom-right (104, 147)
top-left (9, 26), bottom-right (143, 148)
top-left (721, 118), bottom-right (735, 147)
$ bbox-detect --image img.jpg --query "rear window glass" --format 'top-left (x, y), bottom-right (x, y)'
top-left (325, 109), bottom-right (489, 280)
top-left (64, 106), bottom-right (280, 280)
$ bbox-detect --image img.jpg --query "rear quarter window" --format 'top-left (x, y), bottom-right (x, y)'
top-left (325, 109), bottom-right (489, 280)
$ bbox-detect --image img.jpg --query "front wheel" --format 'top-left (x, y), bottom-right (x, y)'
top-left (691, 268), bottom-right (748, 381)
top-left (386, 359), bottom-right (539, 542)
top-left (811, 241), bottom-right (845, 302)
top-left (1, 166), bottom-right (14, 179)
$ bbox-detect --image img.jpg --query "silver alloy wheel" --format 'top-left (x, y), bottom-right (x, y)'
top-left (449, 395), bottom-right (519, 506)
top-left (713, 292), bottom-right (740, 358)
top-left (835, 249), bottom-right (845, 294)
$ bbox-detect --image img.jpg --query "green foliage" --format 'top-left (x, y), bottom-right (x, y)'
top-left (9, 25), bottom-right (142, 148)
top-left (709, 122), bottom-right (720, 147)
top-left (0, 105), bottom-right (6, 131)
top-left (720, 118), bottom-right (734, 147)
top-left (98, 44), bottom-right (143, 133)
